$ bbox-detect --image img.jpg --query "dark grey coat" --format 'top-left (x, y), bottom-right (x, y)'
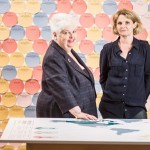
top-left (36, 40), bottom-right (97, 118)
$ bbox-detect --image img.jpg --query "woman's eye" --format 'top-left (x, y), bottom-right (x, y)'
top-left (126, 21), bottom-right (130, 24)
top-left (62, 31), bottom-right (69, 34)
top-left (117, 22), bottom-right (122, 25)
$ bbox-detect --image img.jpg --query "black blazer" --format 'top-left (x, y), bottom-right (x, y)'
top-left (36, 40), bottom-right (97, 118)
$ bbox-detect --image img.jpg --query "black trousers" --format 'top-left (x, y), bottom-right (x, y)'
top-left (99, 100), bottom-right (147, 119)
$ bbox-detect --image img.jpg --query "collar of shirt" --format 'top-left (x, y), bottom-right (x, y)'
top-left (112, 36), bottom-right (140, 55)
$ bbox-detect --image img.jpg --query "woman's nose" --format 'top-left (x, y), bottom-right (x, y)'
top-left (69, 32), bottom-right (74, 38)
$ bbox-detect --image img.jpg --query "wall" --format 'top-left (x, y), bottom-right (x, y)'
top-left (0, 0), bottom-right (150, 149)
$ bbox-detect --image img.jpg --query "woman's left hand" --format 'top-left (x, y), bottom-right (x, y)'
top-left (75, 112), bottom-right (97, 120)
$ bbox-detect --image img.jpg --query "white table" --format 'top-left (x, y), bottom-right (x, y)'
top-left (1, 118), bottom-right (150, 150)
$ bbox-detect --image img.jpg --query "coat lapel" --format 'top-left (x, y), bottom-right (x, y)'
top-left (71, 50), bottom-right (95, 85)
top-left (51, 40), bottom-right (94, 84)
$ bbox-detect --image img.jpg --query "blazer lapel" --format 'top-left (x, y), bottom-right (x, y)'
top-left (66, 54), bottom-right (89, 78)
top-left (71, 50), bottom-right (95, 85)
top-left (51, 40), bottom-right (94, 84)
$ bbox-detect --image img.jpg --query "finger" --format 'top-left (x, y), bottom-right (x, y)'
top-left (79, 113), bottom-right (90, 120)
top-left (86, 114), bottom-right (97, 120)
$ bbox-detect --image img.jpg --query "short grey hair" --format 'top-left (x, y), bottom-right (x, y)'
top-left (50, 13), bottom-right (79, 37)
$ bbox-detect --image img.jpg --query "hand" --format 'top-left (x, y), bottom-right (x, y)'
top-left (69, 106), bottom-right (97, 120)
top-left (75, 112), bottom-right (97, 120)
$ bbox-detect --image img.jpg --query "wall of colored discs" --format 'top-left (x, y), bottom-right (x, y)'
top-left (0, 0), bottom-right (150, 149)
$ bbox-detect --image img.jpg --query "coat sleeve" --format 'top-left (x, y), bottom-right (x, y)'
top-left (99, 44), bottom-right (109, 90)
top-left (43, 54), bottom-right (78, 114)
top-left (144, 42), bottom-right (150, 100)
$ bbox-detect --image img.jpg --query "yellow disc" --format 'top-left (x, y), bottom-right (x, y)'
top-left (1, 145), bottom-right (15, 150)
top-left (1, 92), bottom-right (17, 107)
top-left (0, 25), bottom-right (10, 40)
top-left (11, 0), bottom-right (26, 13)
top-left (17, 145), bottom-right (26, 150)
top-left (0, 52), bottom-right (9, 67)
top-left (18, 12), bottom-right (32, 27)
top-left (0, 119), bottom-right (8, 131)
top-left (10, 52), bottom-right (24, 67)
top-left (86, 53), bottom-right (99, 69)
top-left (0, 79), bottom-right (9, 94)
top-left (73, 42), bottom-right (80, 52)
top-left (9, 106), bottom-right (24, 118)
top-left (96, 93), bottom-right (103, 107)
top-left (18, 39), bottom-right (32, 54)
top-left (40, 54), bottom-right (45, 65)
top-left (0, 106), bottom-right (8, 121)
top-left (87, 0), bottom-right (102, 15)
top-left (26, 0), bottom-right (41, 14)
top-left (0, 15), bottom-right (2, 24)
top-left (17, 66), bottom-right (32, 81)
top-left (87, 26), bottom-right (102, 41)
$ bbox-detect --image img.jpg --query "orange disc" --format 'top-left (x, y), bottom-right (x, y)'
top-left (26, 25), bottom-right (40, 41)
top-left (102, 27), bottom-right (117, 42)
top-left (0, 41), bottom-right (2, 50)
top-left (57, 0), bottom-right (71, 13)
top-left (79, 40), bottom-right (94, 54)
top-left (2, 12), bottom-right (18, 27)
top-left (72, 0), bottom-right (87, 14)
top-left (32, 66), bottom-right (42, 81)
top-left (79, 13), bottom-right (94, 28)
top-left (2, 38), bottom-right (17, 53)
top-left (118, 0), bottom-right (133, 10)
top-left (33, 39), bottom-right (48, 55)
top-left (9, 79), bottom-right (24, 94)
top-left (25, 79), bottom-right (40, 94)
top-left (135, 28), bottom-right (148, 40)
top-left (76, 26), bottom-right (87, 42)
top-left (95, 13), bottom-right (110, 28)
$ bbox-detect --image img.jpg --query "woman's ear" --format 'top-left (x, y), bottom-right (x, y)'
top-left (53, 32), bottom-right (57, 39)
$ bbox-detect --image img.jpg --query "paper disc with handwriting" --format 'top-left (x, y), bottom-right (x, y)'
top-left (2, 12), bottom-right (18, 27)
top-left (0, 105), bottom-right (8, 120)
top-left (1, 92), bottom-right (16, 107)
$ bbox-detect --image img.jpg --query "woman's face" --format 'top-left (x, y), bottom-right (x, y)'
top-left (116, 14), bottom-right (137, 37)
top-left (55, 27), bottom-right (76, 52)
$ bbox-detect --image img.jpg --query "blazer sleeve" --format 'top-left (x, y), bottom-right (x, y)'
top-left (99, 44), bottom-right (109, 90)
top-left (144, 42), bottom-right (150, 99)
top-left (43, 54), bottom-right (78, 114)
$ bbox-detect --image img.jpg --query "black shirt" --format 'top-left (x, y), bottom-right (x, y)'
top-left (100, 37), bottom-right (150, 108)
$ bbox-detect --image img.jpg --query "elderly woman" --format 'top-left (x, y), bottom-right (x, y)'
top-left (99, 9), bottom-right (150, 119)
top-left (36, 13), bottom-right (98, 120)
